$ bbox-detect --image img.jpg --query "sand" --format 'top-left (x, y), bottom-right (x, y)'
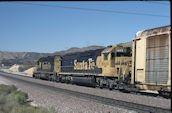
top-left (9, 64), bottom-right (22, 72)
top-left (23, 67), bottom-right (35, 76)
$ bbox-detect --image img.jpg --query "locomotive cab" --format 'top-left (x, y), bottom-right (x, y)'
top-left (33, 56), bottom-right (58, 80)
top-left (100, 45), bottom-right (132, 78)
top-left (96, 45), bottom-right (132, 89)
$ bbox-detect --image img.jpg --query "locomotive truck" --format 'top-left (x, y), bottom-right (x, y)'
top-left (33, 25), bottom-right (171, 96)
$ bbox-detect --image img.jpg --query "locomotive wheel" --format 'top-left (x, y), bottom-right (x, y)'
top-left (109, 84), bottom-right (114, 90)
top-left (48, 76), bottom-right (51, 81)
top-left (158, 91), bottom-right (171, 99)
top-left (65, 80), bottom-right (70, 84)
top-left (99, 82), bottom-right (103, 89)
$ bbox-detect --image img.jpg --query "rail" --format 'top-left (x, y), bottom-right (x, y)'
top-left (0, 71), bottom-right (171, 113)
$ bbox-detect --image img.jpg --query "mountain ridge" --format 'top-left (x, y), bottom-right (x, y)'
top-left (0, 42), bottom-right (132, 67)
top-left (0, 45), bottom-right (105, 66)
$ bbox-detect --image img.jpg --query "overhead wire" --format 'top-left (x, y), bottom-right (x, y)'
top-left (145, 1), bottom-right (170, 5)
top-left (6, 2), bottom-right (170, 18)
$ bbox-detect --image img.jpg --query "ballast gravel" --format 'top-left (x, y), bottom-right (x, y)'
top-left (0, 72), bottom-right (171, 112)
top-left (0, 73), bottom-right (135, 113)
top-left (11, 73), bottom-right (170, 109)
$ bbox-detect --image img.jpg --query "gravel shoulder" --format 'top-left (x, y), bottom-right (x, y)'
top-left (4, 71), bottom-right (170, 109)
top-left (0, 75), bottom-right (11, 85)
top-left (0, 72), bottom-right (135, 113)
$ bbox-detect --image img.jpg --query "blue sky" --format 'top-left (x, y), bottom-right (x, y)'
top-left (0, 1), bottom-right (170, 53)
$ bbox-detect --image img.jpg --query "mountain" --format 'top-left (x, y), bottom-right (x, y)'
top-left (0, 42), bottom-right (132, 67)
top-left (0, 45), bottom-right (105, 67)
top-left (0, 51), bottom-right (50, 66)
top-left (119, 41), bottom-right (132, 48)
top-left (52, 45), bottom-right (105, 56)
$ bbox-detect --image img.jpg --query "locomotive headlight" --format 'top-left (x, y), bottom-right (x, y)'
top-left (116, 48), bottom-right (123, 52)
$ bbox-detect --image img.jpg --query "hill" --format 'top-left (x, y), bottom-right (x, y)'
top-left (0, 42), bottom-right (132, 67)
top-left (0, 45), bottom-right (105, 67)
top-left (52, 45), bottom-right (105, 56)
top-left (0, 51), bottom-right (50, 66)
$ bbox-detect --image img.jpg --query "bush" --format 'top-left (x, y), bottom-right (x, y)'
top-left (0, 84), bottom-right (17, 96)
top-left (0, 84), bottom-right (56, 113)
top-left (10, 106), bottom-right (50, 113)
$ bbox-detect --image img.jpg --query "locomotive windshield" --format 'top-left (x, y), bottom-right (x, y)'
top-left (104, 53), bottom-right (108, 60)
top-left (111, 52), bottom-right (115, 59)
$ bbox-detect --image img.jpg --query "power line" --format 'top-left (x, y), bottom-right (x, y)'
top-left (8, 2), bottom-right (170, 18)
top-left (145, 1), bottom-right (170, 5)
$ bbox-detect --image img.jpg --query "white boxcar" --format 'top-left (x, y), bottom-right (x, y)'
top-left (131, 25), bottom-right (171, 95)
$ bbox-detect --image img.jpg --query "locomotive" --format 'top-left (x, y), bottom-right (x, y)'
top-left (33, 25), bottom-right (171, 96)
top-left (33, 45), bottom-right (132, 89)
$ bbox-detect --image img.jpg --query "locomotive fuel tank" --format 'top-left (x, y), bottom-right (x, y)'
top-left (71, 76), bottom-right (96, 87)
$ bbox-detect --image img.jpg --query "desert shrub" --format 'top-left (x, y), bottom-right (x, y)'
top-left (10, 105), bottom-right (50, 113)
top-left (0, 95), bottom-right (6, 105)
top-left (0, 84), bottom-right (17, 96)
top-left (0, 84), bottom-right (56, 113)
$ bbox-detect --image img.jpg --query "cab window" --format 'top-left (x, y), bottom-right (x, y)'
top-left (37, 61), bottom-right (39, 65)
top-left (104, 53), bottom-right (108, 60)
top-left (43, 61), bottom-right (48, 64)
top-left (117, 52), bottom-right (124, 57)
top-left (111, 52), bottom-right (115, 59)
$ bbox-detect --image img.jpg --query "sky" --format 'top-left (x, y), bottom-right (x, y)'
top-left (0, 1), bottom-right (170, 53)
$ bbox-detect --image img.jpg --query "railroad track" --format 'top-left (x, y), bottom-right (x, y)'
top-left (0, 71), bottom-right (171, 113)
top-left (0, 70), bottom-right (169, 99)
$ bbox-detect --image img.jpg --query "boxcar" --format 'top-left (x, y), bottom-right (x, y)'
top-left (131, 25), bottom-right (171, 95)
